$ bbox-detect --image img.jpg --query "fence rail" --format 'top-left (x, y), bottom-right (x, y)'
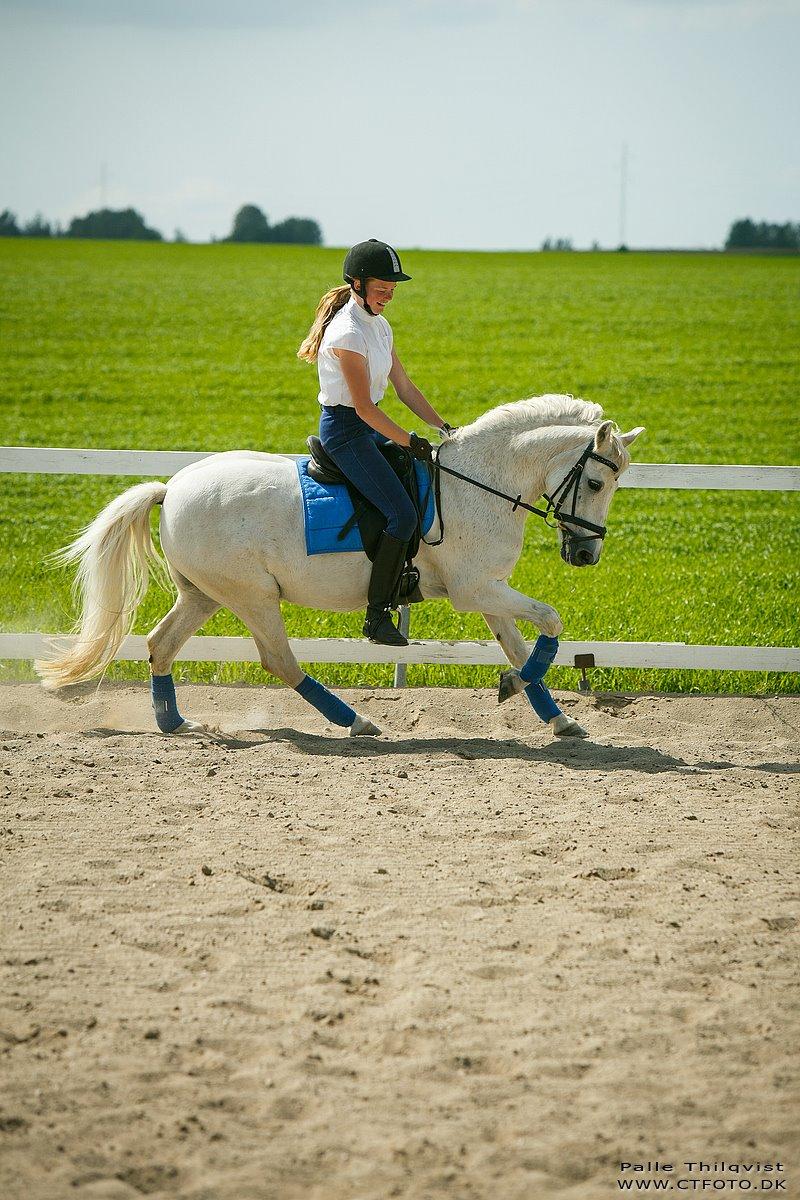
top-left (2, 446), bottom-right (799, 491)
top-left (1, 633), bottom-right (798, 672)
top-left (2, 446), bottom-right (798, 676)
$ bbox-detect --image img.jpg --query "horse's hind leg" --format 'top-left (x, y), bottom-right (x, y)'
top-left (148, 572), bottom-right (220, 675)
top-left (232, 588), bottom-right (381, 738)
top-left (146, 572), bottom-right (220, 734)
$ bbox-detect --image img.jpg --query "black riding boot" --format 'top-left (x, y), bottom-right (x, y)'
top-left (363, 531), bottom-right (410, 647)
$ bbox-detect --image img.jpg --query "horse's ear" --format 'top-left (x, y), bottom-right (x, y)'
top-left (619, 426), bottom-right (645, 446)
top-left (594, 420), bottom-right (614, 451)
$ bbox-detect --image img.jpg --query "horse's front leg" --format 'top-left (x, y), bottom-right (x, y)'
top-left (449, 578), bottom-right (562, 635)
top-left (481, 611), bottom-right (533, 700)
top-left (469, 596), bottom-right (588, 739)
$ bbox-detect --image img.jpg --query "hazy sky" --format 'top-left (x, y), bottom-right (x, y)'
top-left (1, 0), bottom-right (798, 249)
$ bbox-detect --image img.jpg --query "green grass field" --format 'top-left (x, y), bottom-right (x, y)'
top-left (1, 239), bottom-right (798, 695)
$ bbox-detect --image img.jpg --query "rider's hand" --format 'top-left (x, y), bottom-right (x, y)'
top-left (438, 423), bottom-right (457, 441)
top-left (408, 432), bottom-right (434, 462)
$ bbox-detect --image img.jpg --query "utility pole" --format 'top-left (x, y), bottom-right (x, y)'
top-left (618, 141), bottom-right (628, 248)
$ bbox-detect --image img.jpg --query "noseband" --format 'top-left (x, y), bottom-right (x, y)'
top-left (424, 439), bottom-right (620, 547)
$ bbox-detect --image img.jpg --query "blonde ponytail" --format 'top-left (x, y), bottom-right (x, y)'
top-left (297, 284), bottom-right (351, 363)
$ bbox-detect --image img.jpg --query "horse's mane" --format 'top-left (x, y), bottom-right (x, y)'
top-left (465, 394), bottom-right (605, 436)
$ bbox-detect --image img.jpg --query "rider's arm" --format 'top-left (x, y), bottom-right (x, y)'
top-left (389, 348), bottom-right (445, 428)
top-left (336, 349), bottom-right (413, 445)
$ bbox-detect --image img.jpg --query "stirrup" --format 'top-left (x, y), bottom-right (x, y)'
top-left (363, 607), bottom-right (408, 647)
top-left (396, 565), bottom-right (421, 604)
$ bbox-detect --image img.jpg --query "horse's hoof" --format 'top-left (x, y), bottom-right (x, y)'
top-left (498, 669), bottom-right (525, 704)
top-left (169, 718), bottom-right (206, 736)
top-left (550, 714), bottom-right (589, 739)
top-left (350, 715), bottom-right (381, 737)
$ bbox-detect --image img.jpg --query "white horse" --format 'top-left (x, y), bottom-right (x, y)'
top-left (36, 395), bottom-right (643, 739)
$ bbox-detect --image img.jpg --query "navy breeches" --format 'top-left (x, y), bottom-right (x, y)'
top-left (318, 405), bottom-right (417, 542)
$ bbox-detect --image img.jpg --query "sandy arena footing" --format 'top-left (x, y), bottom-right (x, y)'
top-left (1, 683), bottom-right (798, 1199)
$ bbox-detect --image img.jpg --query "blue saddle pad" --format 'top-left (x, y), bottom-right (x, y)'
top-left (296, 457), bottom-right (436, 555)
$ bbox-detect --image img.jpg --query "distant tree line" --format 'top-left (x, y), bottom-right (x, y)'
top-left (6, 206), bottom-right (793, 251)
top-left (725, 218), bottom-right (799, 250)
top-left (0, 207), bottom-right (162, 240)
top-left (222, 204), bottom-right (321, 245)
top-left (0, 203), bottom-right (323, 245)
top-left (1, 209), bottom-right (62, 237)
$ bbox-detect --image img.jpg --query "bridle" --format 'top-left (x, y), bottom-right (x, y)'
top-left (541, 442), bottom-right (621, 541)
top-left (421, 439), bottom-right (620, 548)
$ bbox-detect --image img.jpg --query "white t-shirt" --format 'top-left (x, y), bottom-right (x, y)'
top-left (317, 295), bottom-right (394, 408)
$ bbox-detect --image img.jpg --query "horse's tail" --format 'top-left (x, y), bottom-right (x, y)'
top-left (36, 481), bottom-right (170, 690)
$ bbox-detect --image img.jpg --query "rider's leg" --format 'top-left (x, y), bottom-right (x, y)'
top-left (363, 529), bottom-right (412, 645)
top-left (320, 406), bottom-right (417, 646)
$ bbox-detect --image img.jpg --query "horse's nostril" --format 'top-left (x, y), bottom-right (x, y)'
top-left (575, 547), bottom-right (593, 566)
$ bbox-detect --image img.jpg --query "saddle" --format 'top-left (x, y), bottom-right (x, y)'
top-left (306, 435), bottom-right (431, 600)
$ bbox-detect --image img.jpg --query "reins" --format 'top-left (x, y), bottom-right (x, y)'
top-left (421, 439), bottom-right (620, 548)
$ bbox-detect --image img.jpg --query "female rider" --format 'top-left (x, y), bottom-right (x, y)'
top-left (298, 239), bottom-right (450, 647)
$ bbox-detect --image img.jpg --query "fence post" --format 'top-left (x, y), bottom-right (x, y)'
top-left (392, 606), bottom-right (411, 688)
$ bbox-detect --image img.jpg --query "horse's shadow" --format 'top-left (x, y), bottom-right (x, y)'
top-left (190, 726), bottom-right (738, 775)
top-left (79, 724), bottom-right (798, 776)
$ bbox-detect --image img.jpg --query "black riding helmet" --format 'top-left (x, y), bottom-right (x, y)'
top-left (343, 239), bottom-right (411, 316)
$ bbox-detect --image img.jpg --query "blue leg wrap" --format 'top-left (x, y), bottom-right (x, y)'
top-left (525, 680), bottom-right (562, 722)
top-left (151, 673), bottom-right (185, 733)
top-left (519, 635), bottom-right (562, 723)
top-left (295, 674), bottom-right (356, 728)
top-left (519, 634), bottom-right (560, 684)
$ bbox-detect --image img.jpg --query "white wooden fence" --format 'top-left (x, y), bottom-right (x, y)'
top-left (2, 446), bottom-right (799, 677)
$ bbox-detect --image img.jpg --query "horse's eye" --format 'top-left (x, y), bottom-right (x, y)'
top-left (587, 478), bottom-right (603, 493)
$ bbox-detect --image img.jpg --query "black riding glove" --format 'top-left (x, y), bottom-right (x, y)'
top-left (408, 432), bottom-right (434, 462)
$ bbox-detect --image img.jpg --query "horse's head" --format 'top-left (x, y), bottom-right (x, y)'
top-left (543, 421), bottom-right (645, 567)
